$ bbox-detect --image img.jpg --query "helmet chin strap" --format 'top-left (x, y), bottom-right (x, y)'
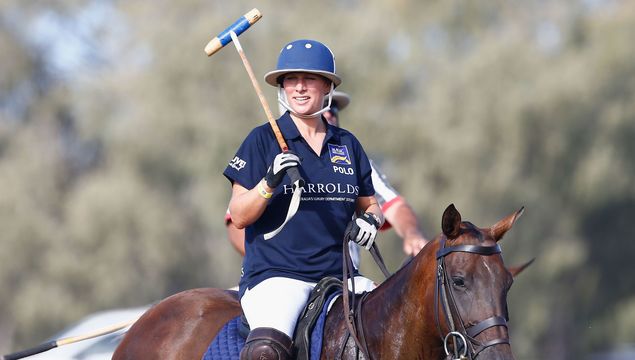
top-left (277, 83), bottom-right (334, 119)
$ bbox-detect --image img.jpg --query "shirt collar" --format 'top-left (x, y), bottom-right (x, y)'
top-left (278, 112), bottom-right (301, 140)
top-left (277, 112), bottom-right (341, 143)
top-left (324, 118), bottom-right (339, 144)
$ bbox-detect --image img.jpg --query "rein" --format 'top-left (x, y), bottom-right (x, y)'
top-left (434, 237), bottom-right (510, 360)
top-left (340, 235), bottom-right (393, 359)
top-left (338, 213), bottom-right (395, 360)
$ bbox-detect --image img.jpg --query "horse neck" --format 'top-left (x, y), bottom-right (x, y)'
top-left (361, 236), bottom-right (443, 357)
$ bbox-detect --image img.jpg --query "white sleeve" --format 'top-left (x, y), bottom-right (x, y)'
top-left (369, 159), bottom-right (400, 208)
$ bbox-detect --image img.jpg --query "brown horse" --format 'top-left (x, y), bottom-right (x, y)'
top-left (113, 204), bottom-right (530, 359)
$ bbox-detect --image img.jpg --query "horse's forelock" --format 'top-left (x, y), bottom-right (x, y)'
top-left (451, 222), bottom-right (488, 244)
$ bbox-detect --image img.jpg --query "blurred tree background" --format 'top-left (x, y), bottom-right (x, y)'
top-left (1, 0), bottom-right (634, 358)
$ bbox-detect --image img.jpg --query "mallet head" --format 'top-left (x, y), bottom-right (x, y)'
top-left (204, 8), bottom-right (262, 56)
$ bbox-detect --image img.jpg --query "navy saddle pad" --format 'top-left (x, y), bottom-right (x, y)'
top-left (201, 291), bottom-right (341, 360)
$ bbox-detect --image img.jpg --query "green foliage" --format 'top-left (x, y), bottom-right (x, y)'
top-left (1, 0), bottom-right (634, 358)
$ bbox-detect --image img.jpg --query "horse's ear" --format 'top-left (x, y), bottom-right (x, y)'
top-left (442, 204), bottom-right (462, 239)
top-left (508, 258), bottom-right (535, 278)
top-left (491, 206), bottom-right (524, 242)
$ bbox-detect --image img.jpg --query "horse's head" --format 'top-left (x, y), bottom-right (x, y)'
top-left (435, 204), bottom-right (526, 360)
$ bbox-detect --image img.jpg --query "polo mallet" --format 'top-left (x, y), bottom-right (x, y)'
top-left (1, 320), bottom-right (135, 360)
top-left (205, 8), bottom-right (304, 239)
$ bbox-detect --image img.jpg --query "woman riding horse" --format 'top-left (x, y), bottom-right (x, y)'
top-left (223, 38), bottom-right (383, 360)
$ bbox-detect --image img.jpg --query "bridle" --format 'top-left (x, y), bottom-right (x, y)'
top-left (434, 237), bottom-right (511, 360)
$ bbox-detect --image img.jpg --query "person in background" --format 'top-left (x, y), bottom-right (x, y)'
top-left (323, 91), bottom-right (429, 259)
top-left (226, 91), bottom-right (429, 266)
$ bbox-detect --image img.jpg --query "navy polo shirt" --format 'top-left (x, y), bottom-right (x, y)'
top-left (223, 113), bottom-right (375, 297)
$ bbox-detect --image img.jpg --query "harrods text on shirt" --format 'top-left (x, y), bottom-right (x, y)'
top-left (281, 182), bottom-right (359, 195)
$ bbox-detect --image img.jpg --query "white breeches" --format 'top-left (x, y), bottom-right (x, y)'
top-left (241, 276), bottom-right (376, 338)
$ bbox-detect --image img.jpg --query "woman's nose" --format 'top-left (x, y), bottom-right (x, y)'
top-left (295, 79), bottom-right (306, 91)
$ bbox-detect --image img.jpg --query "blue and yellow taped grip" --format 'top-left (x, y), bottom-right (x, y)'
top-left (204, 8), bottom-right (262, 56)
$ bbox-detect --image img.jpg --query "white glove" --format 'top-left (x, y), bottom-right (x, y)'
top-left (347, 212), bottom-right (380, 250)
top-left (265, 151), bottom-right (301, 188)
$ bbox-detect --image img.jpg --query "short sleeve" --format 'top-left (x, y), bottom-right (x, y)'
top-left (223, 127), bottom-right (270, 190)
top-left (369, 160), bottom-right (400, 208)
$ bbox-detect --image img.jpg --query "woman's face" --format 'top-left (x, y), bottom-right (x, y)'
top-left (282, 72), bottom-right (330, 116)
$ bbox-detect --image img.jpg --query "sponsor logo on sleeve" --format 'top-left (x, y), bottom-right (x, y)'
top-left (229, 156), bottom-right (246, 171)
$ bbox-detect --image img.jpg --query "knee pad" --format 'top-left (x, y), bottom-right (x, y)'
top-left (240, 327), bottom-right (293, 360)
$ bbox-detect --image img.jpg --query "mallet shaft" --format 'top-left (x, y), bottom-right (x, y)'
top-left (2, 320), bottom-right (135, 360)
top-left (229, 31), bottom-right (288, 151)
top-left (205, 10), bottom-right (304, 239)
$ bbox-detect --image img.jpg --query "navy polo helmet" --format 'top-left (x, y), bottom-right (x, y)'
top-left (264, 39), bottom-right (342, 87)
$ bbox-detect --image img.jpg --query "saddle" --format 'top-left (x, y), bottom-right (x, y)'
top-left (239, 276), bottom-right (342, 360)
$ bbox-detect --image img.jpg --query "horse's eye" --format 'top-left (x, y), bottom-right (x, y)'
top-left (452, 276), bottom-right (466, 288)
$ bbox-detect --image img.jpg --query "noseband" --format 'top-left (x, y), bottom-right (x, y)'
top-left (434, 237), bottom-right (510, 360)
